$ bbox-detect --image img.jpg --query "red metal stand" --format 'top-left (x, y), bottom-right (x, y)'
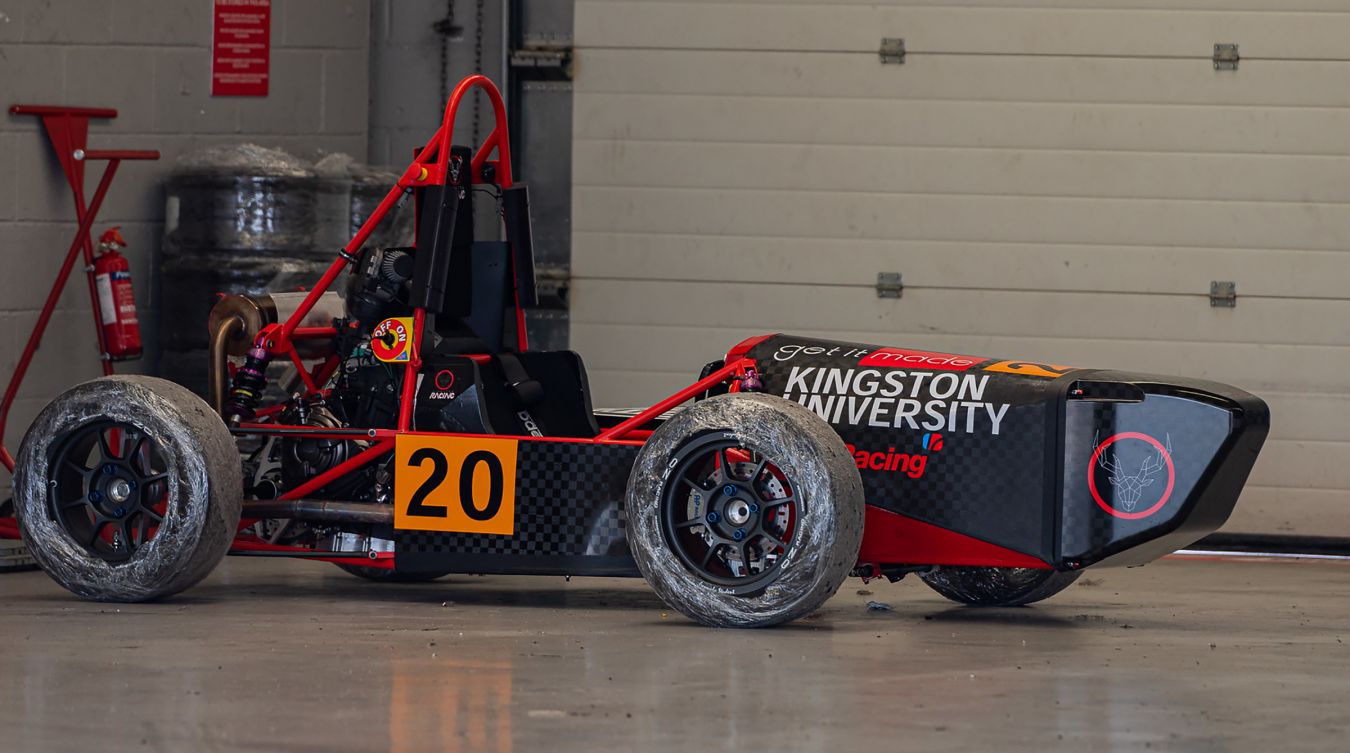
top-left (0, 105), bottom-right (159, 473)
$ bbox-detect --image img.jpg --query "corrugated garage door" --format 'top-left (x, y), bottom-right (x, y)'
top-left (568, 0), bottom-right (1350, 535)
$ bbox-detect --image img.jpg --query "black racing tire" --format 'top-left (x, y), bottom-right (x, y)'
top-left (334, 562), bottom-right (453, 583)
top-left (13, 376), bottom-right (243, 601)
top-left (919, 567), bottom-right (1081, 607)
top-left (626, 393), bottom-right (864, 628)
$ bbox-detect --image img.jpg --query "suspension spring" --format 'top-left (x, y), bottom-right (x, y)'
top-left (224, 346), bottom-right (271, 424)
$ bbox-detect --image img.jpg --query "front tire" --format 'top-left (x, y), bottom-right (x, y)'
top-left (920, 567), bottom-right (1081, 607)
top-left (13, 376), bottom-right (242, 601)
top-left (626, 393), bottom-right (864, 628)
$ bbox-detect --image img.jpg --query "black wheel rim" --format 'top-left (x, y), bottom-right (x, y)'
top-left (47, 421), bottom-right (171, 563)
top-left (660, 433), bottom-right (800, 594)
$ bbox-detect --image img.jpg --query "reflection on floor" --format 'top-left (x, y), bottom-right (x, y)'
top-left (2, 556), bottom-right (1347, 752)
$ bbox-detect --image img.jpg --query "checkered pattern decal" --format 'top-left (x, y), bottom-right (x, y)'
top-left (841, 404), bottom-right (1050, 555)
top-left (397, 442), bottom-right (639, 557)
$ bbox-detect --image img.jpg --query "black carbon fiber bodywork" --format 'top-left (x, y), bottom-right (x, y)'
top-left (393, 440), bottom-right (641, 576)
top-left (392, 334), bottom-right (1266, 575)
top-left (742, 335), bottom-right (1268, 569)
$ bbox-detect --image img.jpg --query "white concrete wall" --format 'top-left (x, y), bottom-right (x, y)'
top-left (571, 0), bottom-right (1350, 535)
top-left (367, 0), bottom-right (505, 166)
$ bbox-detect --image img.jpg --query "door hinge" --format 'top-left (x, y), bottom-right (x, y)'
top-left (510, 34), bottom-right (574, 81)
top-left (879, 38), bottom-right (906, 65)
top-left (1209, 280), bottom-right (1237, 307)
top-left (1213, 43), bottom-right (1239, 71)
top-left (876, 272), bottom-right (904, 298)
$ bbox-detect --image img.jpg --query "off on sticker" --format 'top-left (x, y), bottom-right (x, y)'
top-left (371, 317), bottom-right (414, 363)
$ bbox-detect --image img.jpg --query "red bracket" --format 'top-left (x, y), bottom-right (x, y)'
top-left (0, 105), bottom-right (160, 475)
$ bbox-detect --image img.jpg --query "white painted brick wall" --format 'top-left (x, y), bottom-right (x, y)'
top-left (367, 0), bottom-right (504, 166)
top-left (0, 0), bottom-right (370, 486)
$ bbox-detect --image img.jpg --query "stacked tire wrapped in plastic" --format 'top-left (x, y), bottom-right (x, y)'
top-left (159, 145), bottom-right (413, 396)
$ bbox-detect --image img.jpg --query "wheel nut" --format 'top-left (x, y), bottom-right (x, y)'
top-left (89, 491), bottom-right (103, 503)
top-left (706, 511), bottom-right (719, 523)
top-left (723, 485), bottom-right (737, 496)
top-left (112, 507), bottom-right (126, 519)
top-left (107, 478), bottom-right (133, 504)
top-left (733, 528), bottom-right (746, 541)
top-left (748, 503), bottom-right (759, 513)
top-left (102, 464), bottom-right (116, 475)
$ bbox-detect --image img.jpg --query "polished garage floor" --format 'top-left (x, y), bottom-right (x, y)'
top-left (2, 556), bottom-right (1347, 752)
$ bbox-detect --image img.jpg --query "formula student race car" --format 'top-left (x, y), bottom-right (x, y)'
top-left (2, 77), bottom-right (1269, 627)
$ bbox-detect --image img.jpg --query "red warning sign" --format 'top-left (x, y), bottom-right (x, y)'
top-left (212, 0), bottom-right (271, 97)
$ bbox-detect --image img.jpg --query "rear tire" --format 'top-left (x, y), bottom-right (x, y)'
top-left (919, 567), bottom-right (1081, 607)
top-left (13, 376), bottom-right (242, 601)
top-left (626, 393), bottom-right (864, 628)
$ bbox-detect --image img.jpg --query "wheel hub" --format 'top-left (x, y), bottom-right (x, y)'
top-left (724, 498), bottom-right (752, 526)
top-left (661, 437), bottom-right (799, 593)
top-left (106, 478), bottom-right (133, 505)
top-left (47, 421), bottom-right (170, 562)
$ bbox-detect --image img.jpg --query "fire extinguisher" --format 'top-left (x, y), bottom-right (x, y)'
top-left (93, 226), bottom-right (143, 361)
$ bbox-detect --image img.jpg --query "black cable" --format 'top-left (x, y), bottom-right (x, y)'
top-left (432, 0), bottom-right (458, 106)
top-left (472, 0), bottom-right (485, 146)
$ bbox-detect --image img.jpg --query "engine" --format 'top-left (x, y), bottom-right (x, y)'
top-left (345, 245), bottom-right (415, 326)
top-left (240, 245), bottom-right (418, 504)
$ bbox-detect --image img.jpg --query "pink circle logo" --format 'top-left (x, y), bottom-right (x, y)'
top-left (1088, 432), bottom-right (1175, 520)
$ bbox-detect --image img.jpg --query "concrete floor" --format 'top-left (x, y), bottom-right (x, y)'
top-left (1, 556), bottom-right (1347, 752)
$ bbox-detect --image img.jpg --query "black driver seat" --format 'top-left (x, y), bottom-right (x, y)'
top-left (429, 240), bottom-right (598, 439)
top-left (411, 144), bottom-right (598, 439)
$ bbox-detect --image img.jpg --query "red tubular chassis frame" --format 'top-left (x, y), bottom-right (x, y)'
top-left (223, 76), bottom-right (778, 571)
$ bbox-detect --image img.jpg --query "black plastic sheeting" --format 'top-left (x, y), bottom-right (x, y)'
top-left (159, 145), bottom-right (414, 396)
top-left (316, 154), bottom-right (415, 251)
top-left (166, 144), bottom-right (326, 252)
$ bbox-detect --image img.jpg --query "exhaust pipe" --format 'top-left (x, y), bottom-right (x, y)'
top-left (206, 291), bottom-right (346, 415)
top-left (241, 499), bottom-right (392, 526)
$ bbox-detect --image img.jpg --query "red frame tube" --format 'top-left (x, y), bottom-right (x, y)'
top-left (596, 359), bottom-right (753, 442)
top-left (258, 76), bottom-right (522, 435)
top-left (279, 439), bottom-right (396, 501)
top-left (268, 74), bottom-right (518, 351)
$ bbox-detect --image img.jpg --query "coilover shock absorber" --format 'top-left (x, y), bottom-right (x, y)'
top-left (223, 345), bottom-right (271, 425)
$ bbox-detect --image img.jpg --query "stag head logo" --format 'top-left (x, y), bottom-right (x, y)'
top-left (1088, 432), bottom-right (1176, 519)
